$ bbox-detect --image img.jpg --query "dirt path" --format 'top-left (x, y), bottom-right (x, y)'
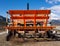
top-left (0, 32), bottom-right (60, 46)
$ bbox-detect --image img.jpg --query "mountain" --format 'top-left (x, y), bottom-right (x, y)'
top-left (0, 16), bottom-right (6, 22)
top-left (0, 15), bottom-right (9, 26)
top-left (50, 20), bottom-right (60, 26)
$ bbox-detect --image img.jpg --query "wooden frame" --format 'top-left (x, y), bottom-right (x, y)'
top-left (7, 10), bottom-right (55, 31)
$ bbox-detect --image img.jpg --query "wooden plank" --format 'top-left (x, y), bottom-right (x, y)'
top-left (10, 16), bottom-right (49, 19)
top-left (9, 10), bottom-right (51, 14)
top-left (6, 26), bottom-right (55, 30)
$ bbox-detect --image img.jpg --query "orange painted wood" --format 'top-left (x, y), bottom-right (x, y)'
top-left (6, 10), bottom-right (55, 31)
top-left (10, 16), bottom-right (49, 19)
top-left (9, 10), bottom-right (51, 14)
top-left (6, 26), bottom-right (55, 30)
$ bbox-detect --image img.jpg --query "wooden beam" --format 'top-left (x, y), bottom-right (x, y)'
top-left (9, 10), bottom-right (51, 14)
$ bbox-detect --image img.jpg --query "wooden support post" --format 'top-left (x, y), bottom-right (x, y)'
top-left (23, 14), bottom-right (26, 28)
top-left (6, 12), bottom-right (9, 27)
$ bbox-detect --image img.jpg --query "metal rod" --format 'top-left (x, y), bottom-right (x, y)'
top-left (27, 3), bottom-right (29, 10)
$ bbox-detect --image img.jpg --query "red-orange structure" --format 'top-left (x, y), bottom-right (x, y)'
top-left (7, 10), bottom-right (54, 30)
top-left (6, 10), bottom-right (55, 41)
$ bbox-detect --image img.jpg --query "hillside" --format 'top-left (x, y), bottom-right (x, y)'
top-left (0, 15), bottom-right (9, 26)
top-left (50, 20), bottom-right (60, 26)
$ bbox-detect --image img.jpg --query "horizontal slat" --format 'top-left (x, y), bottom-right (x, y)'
top-left (9, 10), bottom-right (51, 14)
top-left (6, 26), bottom-right (55, 30)
top-left (10, 16), bottom-right (49, 19)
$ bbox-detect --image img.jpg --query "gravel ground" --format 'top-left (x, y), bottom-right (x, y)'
top-left (0, 32), bottom-right (60, 46)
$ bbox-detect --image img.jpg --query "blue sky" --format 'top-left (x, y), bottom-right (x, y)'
top-left (0, 0), bottom-right (60, 20)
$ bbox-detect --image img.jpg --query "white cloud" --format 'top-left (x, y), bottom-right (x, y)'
top-left (49, 5), bottom-right (60, 20)
top-left (40, 7), bottom-right (46, 10)
top-left (40, 5), bottom-right (60, 20)
top-left (46, 0), bottom-right (60, 4)
top-left (49, 5), bottom-right (60, 14)
top-left (49, 13), bottom-right (60, 20)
